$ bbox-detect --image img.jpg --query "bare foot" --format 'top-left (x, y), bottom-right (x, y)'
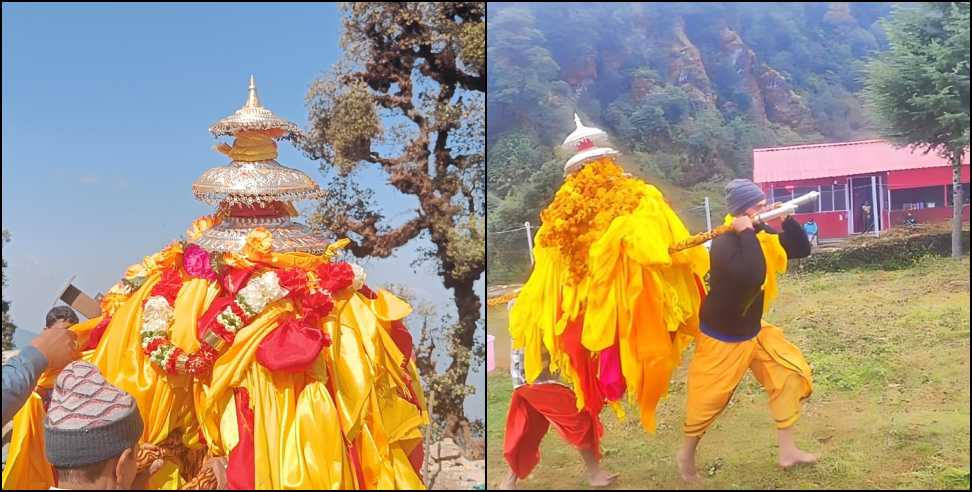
top-left (676, 450), bottom-right (700, 482)
top-left (497, 471), bottom-right (518, 489)
top-left (779, 448), bottom-right (818, 469)
top-left (587, 468), bottom-right (619, 487)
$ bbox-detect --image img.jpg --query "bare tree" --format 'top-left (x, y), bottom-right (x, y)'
top-left (304, 2), bottom-right (485, 425)
top-left (2, 230), bottom-right (16, 352)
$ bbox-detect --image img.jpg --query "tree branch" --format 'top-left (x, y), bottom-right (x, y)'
top-left (417, 44), bottom-right (485, 92)
top-left (339, 214), bottom-right (427, 258)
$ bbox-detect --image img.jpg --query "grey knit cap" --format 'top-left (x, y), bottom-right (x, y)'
top-left (725, 179), bottom-right (766, 216)
top-left (43, 361), bottom-right (143, 468)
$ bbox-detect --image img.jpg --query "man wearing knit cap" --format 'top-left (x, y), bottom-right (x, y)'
top-left (44, 360), bottom-right (161, 490)
top-left (677, 178), bottom-right (817, 481)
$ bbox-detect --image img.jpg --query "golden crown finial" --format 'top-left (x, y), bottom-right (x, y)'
top-left (245, 75), bottom-right (262, 108)
top-left (209, 76), bottom-right (303, 139)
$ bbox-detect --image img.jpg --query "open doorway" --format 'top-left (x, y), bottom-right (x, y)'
top-left (850, 176), bottom-right (882, 234)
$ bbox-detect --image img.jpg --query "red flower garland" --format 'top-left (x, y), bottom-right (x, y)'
top-left (153, 268), bottom-right (184, 305)
top-left (316, 262), bottom-right (354, 293)
top-left (278, 268), bottom-right (308, 296)
top-left (140, 261), bottom-right (362, 378)
top-left (299, 290), bottom-right (334, 325)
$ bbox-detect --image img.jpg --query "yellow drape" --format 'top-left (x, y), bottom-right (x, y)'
top-left (4, 263), bottom-right (427, 490)
top-left (509, 180), bottom-right (708, 433)
top-left (216, 130), bottom-right (279, 162)
top-left (2, 393), bottom-right (53, 489)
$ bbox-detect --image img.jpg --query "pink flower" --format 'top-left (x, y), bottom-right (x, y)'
top-left (184, 244), bottom-right (217, 281)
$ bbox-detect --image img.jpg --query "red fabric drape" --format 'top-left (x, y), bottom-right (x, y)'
top-left (597, 337), bottom-right (625, 401)
top-left (196, 296), bottom-right (235, 341)
top-left (408, 441), bottom-right (424, 478)
top-left (82, 316), bottom-right (112, 351)
top-left (503, 384), bottom-right (602, 479)
top-left (560, 315), bottom-right (604, 416)
top-left (388, 319), bottom-right (414, 362)
top-left (227, 387), bottom-right (255, 490)
top-left (255, 318), bottom-right (325, 373)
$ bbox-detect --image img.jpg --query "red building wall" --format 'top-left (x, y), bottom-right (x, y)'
top-left (790, 211), bottom-right (849, 239)
top-left (759, 169), bottom-right (970, 238)
top-left (761, 179), bottom-right (852, 238)
top-left (889, 205), bottom-right (971, 226)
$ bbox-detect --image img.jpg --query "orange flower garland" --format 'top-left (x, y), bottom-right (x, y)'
top-left (538, 157), bottom-right (646, 283)
top-left (186, 213), bottom-right (224, 242)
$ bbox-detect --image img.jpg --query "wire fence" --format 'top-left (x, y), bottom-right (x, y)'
top-left (487, 223), bottom-right (534, 285)
top-left (487, 182), bottom-right (958, 284)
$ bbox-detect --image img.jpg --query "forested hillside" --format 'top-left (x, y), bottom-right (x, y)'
top-left (487, 2), bottom-right (893, 282)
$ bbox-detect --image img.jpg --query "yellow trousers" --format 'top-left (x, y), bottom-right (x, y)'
top-left (683, 322), bottom-right (812, 437)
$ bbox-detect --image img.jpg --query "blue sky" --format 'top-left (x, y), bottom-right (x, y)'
top-left (2, 3), bottom-right (483, 418)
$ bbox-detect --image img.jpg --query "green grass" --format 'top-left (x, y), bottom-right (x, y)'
top-left (487, 255), bottom-right (971, 489)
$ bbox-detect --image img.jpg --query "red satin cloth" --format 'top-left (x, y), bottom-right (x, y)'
top-left (503, 384), bottom-right (603, 479)
top-left (255, 318), bottom-right (325, 373)
top-left (228, 387), bottom-right (255, 490)
top-left (561, 315), bottom-right (604, 416)
top-left (228, 202), bottom-right (290, 217)
top-left (388, 320), bottom-right (414, 362)
top-left (82, 316), bottom-right (112, 351)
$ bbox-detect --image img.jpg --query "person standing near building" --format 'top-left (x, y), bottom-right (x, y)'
top-left (904, 212), bottom-right (918, 226)
top-left (861, 200), bottom-right (873, 233)
top-left (803, 218), bottom-right (819, 248)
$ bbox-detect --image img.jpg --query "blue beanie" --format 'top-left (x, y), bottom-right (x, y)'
top-left (725, 179), bottom-right (766, 216)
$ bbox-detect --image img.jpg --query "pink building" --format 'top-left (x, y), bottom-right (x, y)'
top-left (753, 139), bottom-right (970, 238)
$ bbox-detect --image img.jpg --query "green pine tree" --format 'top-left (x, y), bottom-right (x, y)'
top-left (863, 2), bottom-right (970, 258)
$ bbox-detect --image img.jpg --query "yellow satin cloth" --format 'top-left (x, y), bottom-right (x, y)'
top-left (682, 217), bottom-right (810, 437)
top-left (216, 130), bottom-right (279, 162)
top-left (683, 321), bottom-right (813, 436)
top-left (3, 250), bottom-right (427, 489)
top-left (509, 164), bottom-right (709, 433)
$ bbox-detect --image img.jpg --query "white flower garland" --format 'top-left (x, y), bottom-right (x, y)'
top-left (140, 270), bottom-right (289, 375)
top-left (349, 263), bottom-right (366, 291)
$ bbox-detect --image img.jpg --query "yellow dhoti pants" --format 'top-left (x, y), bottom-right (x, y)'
top-left (683, 321), bottom-right (812, 437)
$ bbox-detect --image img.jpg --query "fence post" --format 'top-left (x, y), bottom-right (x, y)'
top-left (524, 221), bottom-right (535, 265)
top-left (871, 175), bottom-right (879, 237)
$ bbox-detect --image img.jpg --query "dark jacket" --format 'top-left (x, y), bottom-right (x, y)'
top-left (700, 216), bottom-right (811, 342)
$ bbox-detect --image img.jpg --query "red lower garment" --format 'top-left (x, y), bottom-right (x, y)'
top-left (503, 383), bottom-right (603, 479)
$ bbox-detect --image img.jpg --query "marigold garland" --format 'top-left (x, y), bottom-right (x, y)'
top-left (537, 157), bottom-right (646, 283)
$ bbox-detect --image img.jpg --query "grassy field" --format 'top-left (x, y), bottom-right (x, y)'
top-left (486, 254), bottom-right (971, 489)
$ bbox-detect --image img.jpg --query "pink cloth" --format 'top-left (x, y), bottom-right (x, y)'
top-left (598, 342), bottom-right (625, 401)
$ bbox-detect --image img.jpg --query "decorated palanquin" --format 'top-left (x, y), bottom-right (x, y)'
top-left (2, 77), bottom-right (428, 490)
top-left (508, 115), bottom-right (709, 434)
